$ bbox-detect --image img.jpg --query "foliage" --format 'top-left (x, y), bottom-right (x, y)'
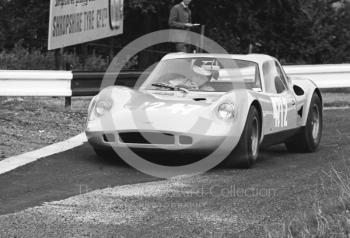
top-left (290, 0), bottom-right (350, 63)
top-left (81, 52), bottom-right (109, 71)
top-left (0, 40), bottom-right (55, 70)
top-left (0, 0), bottom-right (49, 49)
top-left (0, 41), bottom-right (111, 71)
top-left (0, 0), bottom-right (349, 67)
top-left (194, 0), bottom-right (350, 64)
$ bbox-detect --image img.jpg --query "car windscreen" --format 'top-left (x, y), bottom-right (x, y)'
top-left (141, 57), bottom-right (262, 92)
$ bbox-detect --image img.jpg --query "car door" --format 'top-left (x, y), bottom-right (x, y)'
top-left (261, 60), bottom-right (297, 135)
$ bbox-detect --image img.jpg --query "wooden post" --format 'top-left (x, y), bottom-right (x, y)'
top-left (200, 25), bottom-right (205, 53)
top-left (64, 56), bottom-right (72, 109)
top-left (109, 38), bottom-right (115, 64)
top-left (65, 97), bottom-right (72, 109)
top-left (249, 43), bottom-right (254, 54)
top-left (59, 47), bottom-right (71, 109)
top-left (54, 48), bottom-right (64, 70)
top-left (81, 44), bottom-right (88, 70)
top-left (55, 48), bottom-right (71, 109)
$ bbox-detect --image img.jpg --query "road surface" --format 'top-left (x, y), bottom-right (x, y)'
top-left (0, 109), bottom-right (349, 237)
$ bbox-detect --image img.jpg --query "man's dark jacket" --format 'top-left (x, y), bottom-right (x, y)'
top-left (168, 3), bottom-right (192, 29)
top-left (168, 3), bottom-right (192, 42)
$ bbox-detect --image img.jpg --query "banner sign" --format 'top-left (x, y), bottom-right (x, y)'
top-left (48, 0), bottom-right (123, 50)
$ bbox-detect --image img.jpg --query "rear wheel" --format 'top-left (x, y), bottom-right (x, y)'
top-left (285, 93), bottom-right (323, 152)
top-left (224, 106), bottom-right (261, 168)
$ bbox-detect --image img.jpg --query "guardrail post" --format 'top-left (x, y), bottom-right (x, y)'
top-left (65, 97), bottom-right (71, 109)
top-left (64, 57), bottom-right (72, 110)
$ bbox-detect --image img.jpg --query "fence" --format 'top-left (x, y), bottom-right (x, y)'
top-left (1, 64), bottom-right (350, 101)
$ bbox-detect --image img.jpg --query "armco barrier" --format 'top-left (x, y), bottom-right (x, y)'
top-left (71, 71), bottom-right (149, 96)
top-left (284, 64), bottom-right (350, 89)
top-left (0, 64), bottom-right (350, 97)
top-left (70, 64), bottom-right (350, 96)
top-left (0, 70), bottom-right (72, 96)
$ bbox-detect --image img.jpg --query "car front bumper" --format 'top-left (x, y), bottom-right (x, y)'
top-left (85, 130), bottom-right (239, 155)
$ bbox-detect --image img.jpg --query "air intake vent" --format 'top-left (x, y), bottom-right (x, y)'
top-left (103, 134), bottom-right (116, 142)
top-left (119, 132), bottom-right (175, 144)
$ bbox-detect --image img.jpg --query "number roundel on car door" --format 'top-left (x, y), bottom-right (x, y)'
top-left (271, 97), bottom-right (288, 128)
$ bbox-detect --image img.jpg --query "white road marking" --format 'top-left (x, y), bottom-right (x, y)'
top-left (324, 106), bottom-right (350, 111)
top-left (0, 133), bottom-right (87, 175)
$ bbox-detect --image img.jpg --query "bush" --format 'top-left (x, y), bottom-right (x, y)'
top-left (0, 40), bottom-right (111, 71)
top-left (0, 40), bottom-right (55, 70)
top-left (81, 52), bottom-right (109, 71)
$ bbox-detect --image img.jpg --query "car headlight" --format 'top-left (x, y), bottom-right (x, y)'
top-left (95, 98), bottom-right (113, 117)
top-left (217, 103), bottom-right (236, 120)
top-left (87, 97), bottom-right (97, 121)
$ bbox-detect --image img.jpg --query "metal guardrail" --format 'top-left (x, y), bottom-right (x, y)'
top-left (0, 70), bottom-right (73, 96)
top-left (284, 64), bottom-right (350, 89)
top-left (0, 64), bottom-right (350, 97)
top-left (71, 71), bottom-right (148, 96)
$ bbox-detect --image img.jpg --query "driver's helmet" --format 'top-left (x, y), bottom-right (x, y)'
top-left (191, 59), bottom-right (212, 77)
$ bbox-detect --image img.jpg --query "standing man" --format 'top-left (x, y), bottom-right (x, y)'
top-left (169, 0), bottom-right (199, 52)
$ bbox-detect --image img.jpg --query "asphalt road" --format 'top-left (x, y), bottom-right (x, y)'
top-left (0, 144), bottom-right (160, 215)
top-left (0, 109), bottom-right (350, 237)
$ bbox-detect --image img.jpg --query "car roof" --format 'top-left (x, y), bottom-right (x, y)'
top-left (162, 53), bottom-right (275, 64)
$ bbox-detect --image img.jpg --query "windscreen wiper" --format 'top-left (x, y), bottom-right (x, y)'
top-left (151, 83), bottom-right (189, 94)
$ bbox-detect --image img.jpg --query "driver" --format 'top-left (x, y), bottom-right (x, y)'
top-left (168, 75), bottom-right (215, 91)
top-left (168, 60), bottom-right (217, 91)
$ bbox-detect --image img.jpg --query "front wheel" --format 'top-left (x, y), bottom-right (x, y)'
top-left (224, 106), bottom-right (261, 168)
top-left (285, 93), bottom-right (323, 152)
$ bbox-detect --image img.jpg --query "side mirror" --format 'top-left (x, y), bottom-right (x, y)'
top-left (274, 76), bottom-right (285, 94)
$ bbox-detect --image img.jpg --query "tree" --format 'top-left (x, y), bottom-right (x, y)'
top-left (0, 0), bottom-right (349, 66)
top-left (0, 0), bottom-right (49, 49)
top-left (290, 0), bottom-right (350, 63)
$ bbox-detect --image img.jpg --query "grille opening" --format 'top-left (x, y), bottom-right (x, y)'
top-left (179, 135), bottom-right (193, 145)
top-left (103, 134), bottom-right (116, 142)
top-left (119, 132), bottom-right (175, 144)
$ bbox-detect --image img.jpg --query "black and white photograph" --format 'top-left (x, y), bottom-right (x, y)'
top-left (1, 0), bottom-right (350, 237)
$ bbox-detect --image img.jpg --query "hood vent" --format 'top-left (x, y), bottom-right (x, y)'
top-left (193, 98), bottom-right (207, 101)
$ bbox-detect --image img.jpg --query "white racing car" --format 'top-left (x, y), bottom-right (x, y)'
top-left (85, 53), bottom-right (323, 168)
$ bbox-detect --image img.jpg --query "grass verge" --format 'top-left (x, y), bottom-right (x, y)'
top-left (287, 168), bottom-right (350, 237)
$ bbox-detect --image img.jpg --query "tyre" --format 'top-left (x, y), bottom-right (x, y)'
top-left (224, 106), bottom-right (261, 168)
top-left (285, 93), bottom-right (323, 153)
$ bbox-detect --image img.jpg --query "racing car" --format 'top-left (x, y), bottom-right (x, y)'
top-left (85, 53), bottom-right (323, 168)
